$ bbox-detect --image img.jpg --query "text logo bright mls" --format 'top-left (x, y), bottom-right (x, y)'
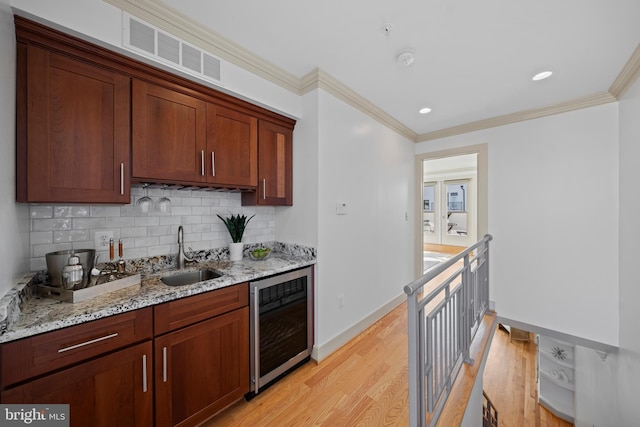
top-left (1, 405), bottom-right (69, 426)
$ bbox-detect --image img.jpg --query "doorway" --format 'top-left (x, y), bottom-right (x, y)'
top-left (415, 145), bottom-right (488, 276)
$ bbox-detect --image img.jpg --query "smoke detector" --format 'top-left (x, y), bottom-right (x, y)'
top-left (396, 49), bottom-right (415, 67)
top-left (381, 23), bottom-right (392, 36)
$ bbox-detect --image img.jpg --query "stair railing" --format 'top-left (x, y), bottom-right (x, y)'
top-left (404, 234), bottom-right (492, 427)
top-left (483, 390), bottom-right (499, 427)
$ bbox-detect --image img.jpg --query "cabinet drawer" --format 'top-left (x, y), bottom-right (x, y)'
top-left (154, 283), bottom-right (248, 335)
top-left (0, 307), bottom-right (152, 388)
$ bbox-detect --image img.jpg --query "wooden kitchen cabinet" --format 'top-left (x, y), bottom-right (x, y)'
top-left (242, 120), bottom-right (293, 206)
top-left (132, 80), bottom-right (259, 190)
top-left (132, 79), bottom-right (207, 184)
top-left (206, 104), bottom-right (257, 187)
top-left (0, 308), bottom-right (153, 426)
top-left (154, 308), bottom-right (249, 427)
top-left (15, 17), bottom-right (296, 200)
top-left (1, 341), bottom-right (153, 427)
top-left (154, 284), bottom-right (249, 427)
top-left (16, 44), bottom-right (131, 203)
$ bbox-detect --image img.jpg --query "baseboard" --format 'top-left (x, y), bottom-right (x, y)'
top-left (311, 293), bottom-right (406, 362)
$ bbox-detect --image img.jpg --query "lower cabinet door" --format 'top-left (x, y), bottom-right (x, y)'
top-left (1, 341), bottom-right (153, 427)
top-left (154, 307), bottom-right (249, 427)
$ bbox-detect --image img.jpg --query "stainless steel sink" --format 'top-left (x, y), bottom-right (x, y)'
top-left (161, 269), bottom-right (223, 286)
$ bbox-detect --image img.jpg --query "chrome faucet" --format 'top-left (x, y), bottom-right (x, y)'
top-left (177, 225), bottom-right (196, 269)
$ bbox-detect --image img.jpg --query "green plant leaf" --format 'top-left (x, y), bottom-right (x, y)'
top-left (217, 213), bottom-right (255, 243)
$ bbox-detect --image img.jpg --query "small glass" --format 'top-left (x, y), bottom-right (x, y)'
top-left (156, 196), bottom-right (171, 213)
top-left (136, 184), bottom-right (152, 213)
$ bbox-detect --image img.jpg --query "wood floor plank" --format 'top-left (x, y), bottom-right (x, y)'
top-left (483, 327), bottom-right (573, 427)
top-left (202, 301), bottom-right (573, 426)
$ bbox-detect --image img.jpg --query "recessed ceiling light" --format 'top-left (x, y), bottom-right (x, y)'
top-left (419, 107), bottom-right (432, 114)
top-left (397, 49), bottom-right (415, 67)
top-left (532, 71), bottom-right (553, 81)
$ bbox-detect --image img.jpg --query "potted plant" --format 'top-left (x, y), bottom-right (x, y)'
top-left (217, 213), bottom-right (255, 261)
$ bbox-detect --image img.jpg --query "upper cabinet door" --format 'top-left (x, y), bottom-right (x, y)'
top-left (242, 120), bottom-right (293, 206)
top-left (131, 80), bottom-right (207, 184)
top-left (18, 45), bottom-right (131, 203)
top-left (206, 104), bottom-right (257, 188)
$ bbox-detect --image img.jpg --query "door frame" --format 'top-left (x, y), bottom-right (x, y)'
top-left (414, 144), bottom-right (488, 278)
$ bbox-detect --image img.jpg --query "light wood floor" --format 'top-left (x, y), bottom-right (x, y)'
top-left (483, 327), bottom-right (573, 427)
top-left (202, 304), bottom-right (572, 427)
top-left (204, 303), bottom-right (409, 427)
top-left (423, 243), bottom-right (466, 255)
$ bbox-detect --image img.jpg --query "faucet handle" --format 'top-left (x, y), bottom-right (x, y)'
top-left (185, 247), bottom-right (198, 263)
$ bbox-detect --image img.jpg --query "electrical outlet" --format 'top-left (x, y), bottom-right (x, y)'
top-left (94, 231), bottom-right (114, 251)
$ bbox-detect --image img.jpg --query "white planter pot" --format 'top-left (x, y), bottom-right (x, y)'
top-left (229, 242), bottom-right (244, 261)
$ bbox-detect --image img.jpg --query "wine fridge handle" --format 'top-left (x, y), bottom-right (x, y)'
top-left (252, 286), bottom-right (260, 394)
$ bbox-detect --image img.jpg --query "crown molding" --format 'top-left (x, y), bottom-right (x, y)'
top-left (104, 0), bottom-right (416, 141)
top-left (300, 69), bottom-right (417, 142)
top-left (609, 43), bottom-right (640, 100)
top-left (416, 91), bottom-right (617, 142)
top-left (103, 0), bottom-right (301, 93)
top-left (103, 0), bottom-right (638, 144)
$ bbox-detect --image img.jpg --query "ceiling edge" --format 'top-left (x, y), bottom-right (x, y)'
top-left (103, 0), bottom-right (301, 93)
top-left (416, 92), bottom-right (617, 142)
top-left (609, 43), bottom-right (640, 100)
top-left (102, 0), bottom-right (638, 145)
top-left (104, 0), bottom-right (417, 141)
top-left (300, 69), bottom-right (418, 142)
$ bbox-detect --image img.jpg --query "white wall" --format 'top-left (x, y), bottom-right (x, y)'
top-left (616, 73), bottom-right (640, 426)
top-left (0, 0), bottom-right (29, 297)
top-left (275, 90), bottom-right (319, 248)
top-left (416, 104), bottom-right (620, 347)
top-left (574, 346), bottom-right (621, 426)
top-left (575, 70), bottom-right (640, 427)
top-left (315, 89), bottom-right (415, 354)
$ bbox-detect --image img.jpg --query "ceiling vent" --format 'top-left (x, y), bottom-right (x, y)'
top-left (122, 13), bottom-right (223, 86)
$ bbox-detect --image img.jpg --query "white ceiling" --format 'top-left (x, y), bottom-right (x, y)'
top-left (145, 0), bottom-right (640, 138)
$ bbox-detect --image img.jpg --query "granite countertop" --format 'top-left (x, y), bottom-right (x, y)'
top-left (0, 247), bottom-right (315, 344)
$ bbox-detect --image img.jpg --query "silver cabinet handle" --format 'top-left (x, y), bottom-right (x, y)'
top-left (201, 150), bottom-right (205, 176)
top-left (58, 332), bottom-right (119, 353)
top-left (120, 163), bottom-right (125, 195)
top-left (262, 179), bottom-right (266, 200)
top-left (162, 346), bottom-right (168, 382)
top-left (211, 152), bottom-right (215, 177)
top-left (142, 354), bottom-right (148, 392)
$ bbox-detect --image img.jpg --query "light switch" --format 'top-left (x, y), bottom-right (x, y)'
top-left (336, 202), bottom-right (348, 215)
